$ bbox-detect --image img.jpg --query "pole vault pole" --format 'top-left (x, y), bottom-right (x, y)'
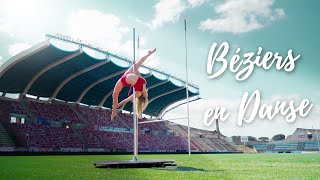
top-left (133, 28), bottom-right (138, 161)
top-left (184, 17), bottom-right (191, 156)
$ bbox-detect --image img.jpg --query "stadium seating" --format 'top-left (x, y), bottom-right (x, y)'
top-left (10, 123), bottom-right (84, 148)
top-left (254, 141), bottom-right (320, 152)
top-left (0, 99), bottom-right (26, 115)
top-left (273, 143), bottom-right (298, 150)
top-left (303, 141), bottom-right (320, 150)
top-left (253, 144), bottom-right (268, 151)
top-left (77, 126), bottom-right (132, 150)
top-left (75, 106), bottom-right (125, 127)
top-left (0, 98), bottom-right (240, 152)
top-left (29, 101), bottom-right (82, 123)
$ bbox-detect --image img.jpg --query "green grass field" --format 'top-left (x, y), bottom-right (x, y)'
top-left (0, 154), bottom-right (319, 179)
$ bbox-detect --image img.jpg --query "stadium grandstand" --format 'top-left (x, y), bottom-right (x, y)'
top-left (253, 128), bottom-right (320, 153)
top-left (0, 34), bottom-right (239, 154)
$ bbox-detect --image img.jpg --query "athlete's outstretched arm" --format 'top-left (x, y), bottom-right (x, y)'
top-left (126, 48), bottom-right (156, 74)
top-left (135, 48), bottom-right (156, 69)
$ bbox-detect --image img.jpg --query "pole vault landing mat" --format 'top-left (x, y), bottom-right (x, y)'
top-left (94, 159), bottom-right (176, 168)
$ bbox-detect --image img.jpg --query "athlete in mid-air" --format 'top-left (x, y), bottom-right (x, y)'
top-left (111, 48), bottom-right (156, 120)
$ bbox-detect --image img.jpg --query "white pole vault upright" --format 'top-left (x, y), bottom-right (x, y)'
top-left (184, 17), bottom-right (191, 156)
top-left (132, 28), bottom-right (138, 161)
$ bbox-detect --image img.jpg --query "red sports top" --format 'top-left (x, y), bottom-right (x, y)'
top-left (120, 73), bottom-right (146, 92)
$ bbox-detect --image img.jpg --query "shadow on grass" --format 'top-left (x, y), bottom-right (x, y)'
top-left (95, 165), bottom-right (228, 173)
top-left (156, 166), bottom-right (208, 172)
top-left (95, 165), bottom-right (209, 172)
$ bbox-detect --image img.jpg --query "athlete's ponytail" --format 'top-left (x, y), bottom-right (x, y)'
top-left (136, 96), bottom-right (148, 119)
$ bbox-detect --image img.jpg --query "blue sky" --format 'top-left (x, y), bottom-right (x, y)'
top-left (0, 0), bottom-right (319, 138)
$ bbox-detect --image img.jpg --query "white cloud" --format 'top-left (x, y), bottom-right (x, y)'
top-left (119, 40), bottom-right (161, 69)
top-left (187, 0), bottom-right (206, 8)
top-left (199, 0), bottom-right (285, 34)
top-left (67, 10), bottom-right (162, 69)
top-left (8, 43), bottom-right (32, 56)
top-left (143, 53), bottom-right (161, 69)
top-left (0, 56), bottom-right (4, 65)
top-left (0, 17), bottom-right (15, 37)
top-left (0, 0), bottom-right (46, 37)
top-left (149, 0), bottom-right (187, 30)
top-left (67, 9), bottom-right (129, 54)
top-left (137, 0), bottom-right (207, 30)
top-left (138, 44), bottom-right (161, 69)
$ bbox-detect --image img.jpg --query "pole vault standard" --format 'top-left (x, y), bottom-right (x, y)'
top-left (132, 28), bottom-right (138, 161)
top-left (184, 17), bottom-right (191, 156)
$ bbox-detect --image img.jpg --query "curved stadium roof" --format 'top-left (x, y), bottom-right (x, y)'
top-left (0, 34), bottom-right (200, 117)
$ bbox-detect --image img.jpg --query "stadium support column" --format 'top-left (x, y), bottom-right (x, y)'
top-left (216, 119), bottom-right (220, 139)
top-left (132, 28), bottom-right (138, 161)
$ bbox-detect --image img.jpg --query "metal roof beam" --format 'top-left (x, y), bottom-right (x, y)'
top-left (46, 34), bottom-right (199, 90)
top-left (0, 41), bottom-right (50, 78)
top-left (49, 59), bottom-right (110, 102)
top-left (148, 86), bottom-right (185, 104)
top-left (142, 73), bottom-right (152, 79)
top-left (76, 69), bottom-right (126, 104)
top-left (147, 79), bottom-right (169, 90)
top-left (98, 91), bottom-right (113, 108)
top-left (158, 96), bottom-right (200, 118)
top-left (20, 50), bottom-right (83, 99)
